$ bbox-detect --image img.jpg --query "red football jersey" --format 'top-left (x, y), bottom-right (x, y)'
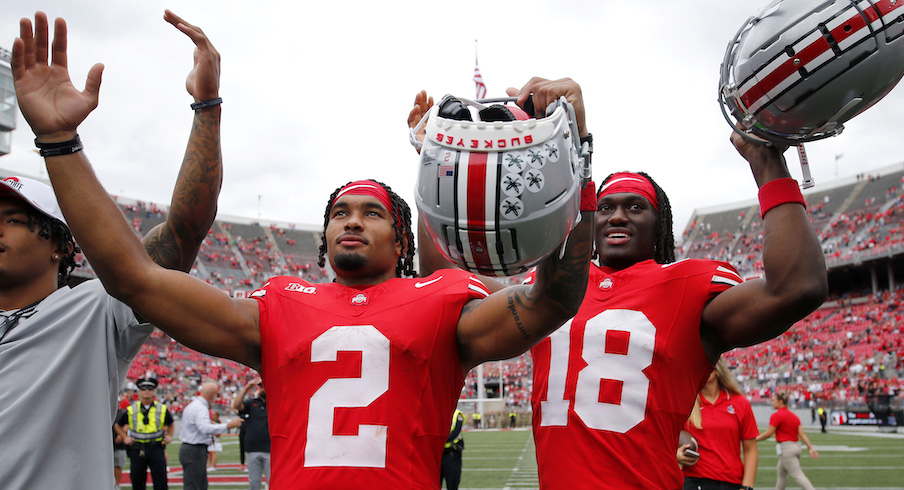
top-left (252, 270), bottom-right (489, 489)
top-left (530, 259), bottom-right (742, 489)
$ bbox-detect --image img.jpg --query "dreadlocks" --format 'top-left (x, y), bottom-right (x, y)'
top-left (26, 211), bottom-right (80, 286)
top-left (318, 179), bottom-right (418, 278)
top-left (597, 171), bottom-right (675, 264)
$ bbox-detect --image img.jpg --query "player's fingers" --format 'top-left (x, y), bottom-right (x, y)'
top-left (167, 11), bottom-right (213, 51)
top-left (34, 11), bottom-right (49, 65)
top-left (84, 63), bottom-right (104, 104)
top-left (17, 17), bottom-right (35, 70)
top-left (10, 38), bottom-right (25, 79)
top-left (164, 10), bottom-right (195, 33)
top-left (413, 90), bottom-right (426, 106)
top-left (51, 17), bottom-right (68, 69)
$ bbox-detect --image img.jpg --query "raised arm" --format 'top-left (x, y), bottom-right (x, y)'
top-left (141, 10), bottom-right (223, 272)
top-left (12, 12), bottom-right (262, 369)
top-left (700, 134), bottom-right (827, 359)
top-left (455, 207), bottom-right (592, 371)
top-left (232, 377), bottom-right (260, 412)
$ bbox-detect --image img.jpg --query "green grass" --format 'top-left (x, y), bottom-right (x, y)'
top-left (751, 429), bottom-right (904, 489)
top-left (128, 428), bottom-right (903, 489)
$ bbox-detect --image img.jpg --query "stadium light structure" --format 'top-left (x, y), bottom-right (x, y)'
top-left (0, 46), bottom-right (17, 157)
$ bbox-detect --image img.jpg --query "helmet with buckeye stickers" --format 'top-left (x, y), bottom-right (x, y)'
top-left (414, 95), bottom-right (586, 276)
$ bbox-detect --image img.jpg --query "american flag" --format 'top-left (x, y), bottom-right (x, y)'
top-left (474, 58), bottom-right (487, 99)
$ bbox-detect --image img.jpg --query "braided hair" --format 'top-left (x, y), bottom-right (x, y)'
top-left (597, 171), bottom-right (676, 264)
top-left (317, 180), bottom-right (417, 278)
top-left (26, 211), bottom-right (80, 286)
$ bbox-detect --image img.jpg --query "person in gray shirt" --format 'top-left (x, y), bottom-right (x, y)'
top-left (1, 10), bottom-right (223, 490)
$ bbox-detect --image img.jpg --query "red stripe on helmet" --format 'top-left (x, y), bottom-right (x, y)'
top-left (740, 34), bottom-right (832, 111)
top-left (830, 10), bottom-right (869, 45)
top-left (875, 0), bottom-right (904, 17)
top-left (862, 2), bottom-right (880, 23)
top-left (465, 152), bottom-right (491, 269)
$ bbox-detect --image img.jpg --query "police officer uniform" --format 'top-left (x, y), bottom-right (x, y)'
top-left (116, 378), bottom-right (174, 490)
top-left (441, 409), bottom-right (465, 490)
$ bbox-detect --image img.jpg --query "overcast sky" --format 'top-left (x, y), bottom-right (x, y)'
top-left (3, 0), bottom-right (903, 237)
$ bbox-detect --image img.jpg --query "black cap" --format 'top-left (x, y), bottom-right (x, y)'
top-left (136, 378), bottom-right (158, 390)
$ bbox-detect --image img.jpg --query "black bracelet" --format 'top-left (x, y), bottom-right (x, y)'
top-left (580, 133), bottom-right (593, 155)
top-left (739, 486), bottom-right (754, 490)
top-left (35, 135), bottom-right (84, 157)
top-left (190, 97), bottom-right (223, 110)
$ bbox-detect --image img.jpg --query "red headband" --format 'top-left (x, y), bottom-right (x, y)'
top-left (597, 172), bottom-right (659, 211)
top-left (332, 180), bottom-right (399, 226)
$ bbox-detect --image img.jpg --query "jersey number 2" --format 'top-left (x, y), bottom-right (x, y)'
top-left (305, 325), bottom-right (389, 467)
top-left (540, 309), bottom-right (655, 433)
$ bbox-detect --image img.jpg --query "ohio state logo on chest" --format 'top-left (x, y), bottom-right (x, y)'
top-left (433, 131), bottom-right (534, 150)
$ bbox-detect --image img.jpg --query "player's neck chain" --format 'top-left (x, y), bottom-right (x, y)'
top-left (0, 300), bottom-right (42, 343)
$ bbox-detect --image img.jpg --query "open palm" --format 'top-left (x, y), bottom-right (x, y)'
top-left (11, 13), bottom-right (101, 140)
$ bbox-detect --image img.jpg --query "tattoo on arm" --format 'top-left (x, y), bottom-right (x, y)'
top-left (506, 286), bottom-right (537, 340)
top-left (144, 109), bottom-right (222, 272)
top-left (536, 238), bottom-right (592, 313)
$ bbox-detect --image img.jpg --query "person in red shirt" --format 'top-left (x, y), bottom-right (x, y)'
top-left (756, 392), bottom-right (819, 490)
top-left (677, 359), bottom-right (758, 490)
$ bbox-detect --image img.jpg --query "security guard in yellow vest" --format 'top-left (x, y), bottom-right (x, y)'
top-left (441, 409), bottom-right (465, 490)
top-left (114, 378), bottom-right (174, 490)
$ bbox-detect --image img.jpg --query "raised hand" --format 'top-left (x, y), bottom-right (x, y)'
top-left (164, 10), bottom-right (220, 102)
top-left (506, 77), bottom-right (587, 137)
top-left (407, 90), bottom-right (433, 152)
top-left (729, 131), bottom-right (790, 186)
top-left (11, 12), bottom-right (103, 142)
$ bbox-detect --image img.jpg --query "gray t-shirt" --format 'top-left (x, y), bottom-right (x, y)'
top-left (0, 280), bottom-right (152, 489)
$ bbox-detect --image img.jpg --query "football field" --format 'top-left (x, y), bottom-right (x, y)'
top-left (138, 426), bottom-right (903, 489)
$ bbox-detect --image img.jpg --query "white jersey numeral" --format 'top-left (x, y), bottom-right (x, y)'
top-left (540, 320), bottom-right (572, 427)
top-left (540, 310), bottom-right (655, 433)
top-left (304, 325), bottom-right (390, 467)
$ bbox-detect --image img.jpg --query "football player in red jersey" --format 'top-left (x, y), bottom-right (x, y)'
top-left (411, 78), bottom-right (827, 489)
top-left (12, 14), bottom-right (594, 490)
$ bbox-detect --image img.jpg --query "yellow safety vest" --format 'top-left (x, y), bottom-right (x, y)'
top-left (445, 409), bottom-right (464, 450)
top-left (127, 401), bottom-right (167, 444)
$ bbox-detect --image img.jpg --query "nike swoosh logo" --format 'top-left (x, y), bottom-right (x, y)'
top-left (660, 258), bottom-right (689, 269)
top-left (414, 276), bottom-right (443, 288)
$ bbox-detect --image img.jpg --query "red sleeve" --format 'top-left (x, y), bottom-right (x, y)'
top-left (707, 261), bottom-right (743, 300)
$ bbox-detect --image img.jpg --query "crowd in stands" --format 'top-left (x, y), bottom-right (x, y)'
top-left (680, 169), bottom-right (904, 278)
top-left (722, 290), bottom-right (903, 409)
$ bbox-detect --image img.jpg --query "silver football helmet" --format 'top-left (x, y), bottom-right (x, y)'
top-left (414, 95), bottom-right (588, 276)
top-left (719, 0), bottom-right (904, 146)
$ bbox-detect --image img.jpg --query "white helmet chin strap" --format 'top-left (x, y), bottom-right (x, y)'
top-left (797, 145), bottom-right (814, 189)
